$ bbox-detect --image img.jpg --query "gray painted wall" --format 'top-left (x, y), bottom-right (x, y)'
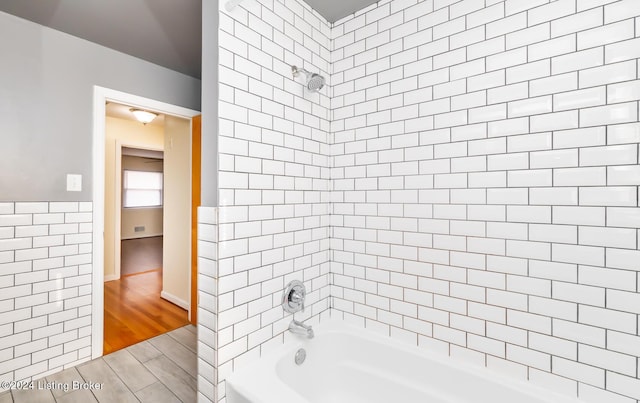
top-left (200, 0), bottom-right (218, 207)
top-left (0, 11), bottom-right (201, 202)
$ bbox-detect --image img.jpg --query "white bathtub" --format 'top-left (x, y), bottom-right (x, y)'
top-left (226, 320), bottom-right (583, 403)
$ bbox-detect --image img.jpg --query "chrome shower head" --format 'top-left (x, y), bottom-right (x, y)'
top-left (306, 73), bottom-right (325, 92)
top-left (291, 65), bottom-right (325, 93)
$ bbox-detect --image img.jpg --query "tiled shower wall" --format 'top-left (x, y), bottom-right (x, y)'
top-left (330, 0), bottom-right (640, 401)
top-left (214, 0), bottom-right (332, 401)
top-left (0, 202), bottom-right (93, 383)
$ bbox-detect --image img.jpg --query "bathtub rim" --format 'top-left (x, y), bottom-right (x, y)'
top-left (225, 317), bottom-right (585, 403)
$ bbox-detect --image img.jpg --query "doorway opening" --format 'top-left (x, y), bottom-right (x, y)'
top-left (92, 86), bottom-right (200, 359)
top-left (103, 135), bottom-right (190, 354)
top-left (120, 147), bottom-right (165, 281)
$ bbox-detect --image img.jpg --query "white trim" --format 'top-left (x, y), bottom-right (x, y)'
top-left (103, 274), bottom-right (119, 282)
top-left (114, 141), bottom-right (121, 281)
top-left (161, 290), bottom-right (189, 310)
top-left (92, 86), bottom-right (199, 360)
top-left (92, 88), bottom-right (106, 360)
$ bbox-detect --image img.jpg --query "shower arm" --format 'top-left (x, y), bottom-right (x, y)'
top-left (291, 65), bottom-right (310, 78)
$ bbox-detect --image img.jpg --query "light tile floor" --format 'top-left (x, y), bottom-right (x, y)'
top-left (0, 325), bottom-right (197, 403)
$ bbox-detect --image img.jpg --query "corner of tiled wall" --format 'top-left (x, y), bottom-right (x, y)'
top-left (0, 201), bottom-right (93, 383)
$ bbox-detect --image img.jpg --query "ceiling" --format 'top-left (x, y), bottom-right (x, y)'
top-left (0, 0), bottom-right (202, 78)
top-left (122, 147), bottom-right (164, 160)
top-left (0, 0), bottom-right (377, 80)
top-left (305, 0), bottom-right (378, 23)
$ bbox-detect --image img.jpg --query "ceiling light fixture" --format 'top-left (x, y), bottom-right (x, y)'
top-left (130, 108), bottom-right (158, 125)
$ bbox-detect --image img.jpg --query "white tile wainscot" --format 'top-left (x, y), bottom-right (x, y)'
top-left (0, 202), bottom-right (93, 383)
top-left (197, 206), bottom-right (218, 403)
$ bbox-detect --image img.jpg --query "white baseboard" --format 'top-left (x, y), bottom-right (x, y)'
top-left (104, 274), bottom-right (119, 282)
top-left (161, 290), bottom-right (189, 310)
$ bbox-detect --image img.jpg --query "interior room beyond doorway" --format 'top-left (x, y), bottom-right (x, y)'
top-left (102, 102), bottom-right (192, 355)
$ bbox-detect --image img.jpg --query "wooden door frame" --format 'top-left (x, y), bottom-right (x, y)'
top-left (191, 115), bottom-right (201, 324)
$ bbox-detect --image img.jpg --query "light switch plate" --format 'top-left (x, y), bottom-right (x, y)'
top-left (66, 174), bottom-right (82, 192)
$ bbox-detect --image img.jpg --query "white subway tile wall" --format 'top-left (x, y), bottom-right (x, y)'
top-left (215, 0), bottom-right (332, 401)
top-left (0, 202), bottom-right (93, 383)
top-left (197, 207), bottom-right (218, 403)
top-left (330, 1), bottom-right (640, 402)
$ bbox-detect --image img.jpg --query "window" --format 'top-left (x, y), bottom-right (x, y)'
top-left (123, 170), bottom-right (163, 208)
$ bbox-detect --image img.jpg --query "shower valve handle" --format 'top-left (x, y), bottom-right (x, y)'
top-left (291, 290), bottom-right (305, 312)
top-left (282, 280), bottom-right (306, 314)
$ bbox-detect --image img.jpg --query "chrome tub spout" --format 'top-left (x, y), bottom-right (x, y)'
top-left (289, 319), bottom-right (314, 339)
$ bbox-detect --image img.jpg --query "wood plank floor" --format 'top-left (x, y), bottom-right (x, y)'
top-left (104, 269), bottom-right (189, 355)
